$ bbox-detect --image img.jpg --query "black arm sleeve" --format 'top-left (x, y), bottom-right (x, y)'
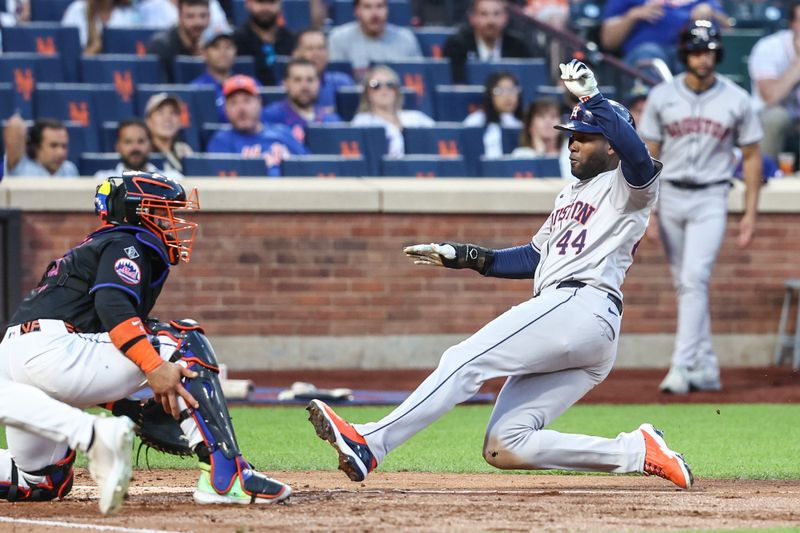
top-left (483, 244), bottom-right (540, 279)
top-left (95, 288), bottom-right (140, 333)
top-left (584, 94), bottom-right (655, 187)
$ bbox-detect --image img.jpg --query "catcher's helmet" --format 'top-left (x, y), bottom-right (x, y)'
top-left (95, 171), bottom-right (199, 264)
top-left (678, 19), bottom-right (724, 64)
top-left (555, 99), bottom-right (635, 136)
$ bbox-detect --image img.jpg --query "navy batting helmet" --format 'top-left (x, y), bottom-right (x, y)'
top-left (555, 99), bottom-right (635, 135)
top-left (678, 19), bottom-right (724, 64)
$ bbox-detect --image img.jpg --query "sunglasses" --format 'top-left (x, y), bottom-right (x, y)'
top-left (368, 79), bottom-right (399, 90)
top-left (492, 86), bottom-right (520, 96)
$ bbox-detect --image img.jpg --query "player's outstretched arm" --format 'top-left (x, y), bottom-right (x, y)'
top-left (404, 242), bottom-right (539, 279)
top-left (559, 59), bottom-right (656, 187)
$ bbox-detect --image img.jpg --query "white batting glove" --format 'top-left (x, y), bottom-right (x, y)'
top-left (559, 59), bottom-right (600, 102)
top-left (403, 243), bottom-right (457, 267)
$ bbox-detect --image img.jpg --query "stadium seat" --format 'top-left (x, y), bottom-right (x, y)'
top-left (0, 84), bottom-right (16, 121)
top-left (135, 84), bottom-right (218, 150)
top-left (259, 87), bottom-right (287, 108)
top-left (718, 29), bottom-right (767, 89)
top-left (30, 0), bottom-right (72, 21)
top-left (182, 154), bottom-right (267, 177)
top-left (281, 0), bottom-right (311, 31)
top-left (330, 0), bottom-right (411, 26)
top-left (102, 27), bottom-right (161, 56)
top-left (386, 59), bottom-right (451, 118)
top-left (34, 84), bottom-right (134, 134)
top-left (2, 23), bottom-right (81, 82)
top-left (200, 123), bottom-right (229, 151)
top-left (413, 26), bottom-right (456, 59)
top-left (0, 54), bottom-right (64, 120)
top-left (464, 59), bottom-right (548, 103)
top-left (63, 121), bottom-right (100, 166)
top-left (479, 156), bottom-right (561, 178)
top-left (502, 126), bottom-right (522, 154)
top-left (173, 56), bottom-right (256, 84)
top-left (80, 153), bottom-right (166, 176)
top-left (79, 55), bottom-right (163, 102)
top-left (432, 85), bottom-right (483, 122)
top-left (327, 60), bottom-right (355, 79)
top-left (381, 155), bottom-right (468, 177)
top-left (403, 124), bottom-right (483, 175)
top-left (304, 124), bottom-right (387, 176)
top-left (335, 86), bottom-right (420, 122)
top-left (281, 155), bottom-right (369, 177)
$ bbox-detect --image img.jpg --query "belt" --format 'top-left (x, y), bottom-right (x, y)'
top-left (7, 320), bottom-right (80, 338)
top-left (666, 179), bottom-right (730, 190)
top-left (556, 281), bottom-right (623, 315)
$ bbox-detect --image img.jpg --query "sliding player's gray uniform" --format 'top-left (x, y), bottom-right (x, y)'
top-left (639, 73), bottom-right (762, 387)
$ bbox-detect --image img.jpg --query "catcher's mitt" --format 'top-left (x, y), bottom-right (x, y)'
top-left (112, 398), bottom-right (193, 457)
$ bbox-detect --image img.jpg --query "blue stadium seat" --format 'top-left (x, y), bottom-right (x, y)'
top-left (0, 84), bottom-right (15, 121)
top-left (465, 59), bottom-right (548, 103)
top-left (304, 124), bottom-right (387, 176)
top-left (413, 26), bottom-right (456, 59)
top-left (0, 54), bottom-right (64, 120)
top-left (433, 85), bottom-right (483, 122)
top-left (135, 84), bottom-right (218, 150)
top-left (335, 86), bottom-right (420, 122)
top-left (282, 0), bottom-right (311, 31)
top-left (2, 23), bottom-right (81, 82)
top-left (34, 84), bottom-right (134, 134)
top-left (502, 126), bottom-right (522, 154)
top-left (183, 154), bottom-right (267, 177)
top-left (403, 124), bottom-right (483, 175)
top-left (381, 155), bottom-right (468, 177)
top-left (80, 153), bottom-right (166, 176)
top-left (479, 156), bottom-right (561, 178)
top-left (385, 59), bottom-right (451, 118)
top-left (259, 87), bottom-right (287, 108)
top-left (327, 60), bottom-right (355, 78)
top-left (79, 56), bottom-right (163, 102)
top-left (200, 123), bottom-right (229, 151)
top-left (331, 0), bottom-right (411, 25)
top-left (30, 0), bottom-right (72, 21)
top-left (63, 120), bottom-right (100, 164)
top-left (173, 56), bottom-right (256, 84)
top-left (102, 27), bottom-right (161, 55)
top-left (282, 155), bottom-right (368, 177)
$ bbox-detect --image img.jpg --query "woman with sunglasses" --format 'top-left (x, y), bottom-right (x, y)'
top-left (352, 65), bottom-right (435, 158)
top-left (464, 71), bottom-right (524, 158)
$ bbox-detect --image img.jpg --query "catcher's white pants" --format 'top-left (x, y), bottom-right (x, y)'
top-left (355, 285), bottom-right (646, 473)
top-left (0, 320), bottom-right (177, 486)
top-left (657, 182), bottom-right (729, 370)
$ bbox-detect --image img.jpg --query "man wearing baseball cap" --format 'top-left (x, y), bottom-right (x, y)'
top-left (207, 75), bottom-right (309, 176)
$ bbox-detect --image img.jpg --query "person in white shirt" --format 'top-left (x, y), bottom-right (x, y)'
top-left (351, 65), bottom-right (434, 158)
top-left (61, 0), bottom-right (140, 53)
top-left (464, 71), bottom-right (523, 158)
top-left (93, 119), bottom-right (182, 180)
top-left (747, 1), bottom-right (800, 159)
top-left (2, 116), bottom-right (79, 179)
top-left (512, 97), bottom-right (571, 178)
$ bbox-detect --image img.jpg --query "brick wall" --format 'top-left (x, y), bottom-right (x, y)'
top-left (19, 212), bottom-right (800, 336)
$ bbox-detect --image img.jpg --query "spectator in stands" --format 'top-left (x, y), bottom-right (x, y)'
top-left (2, 115), bottom-right (78, 178)
top-left (262, 58), bottom-right (342, 143)
top-left (600, 1), bottom-right (728, 73)
top-left (62, 0), bottom-right (140, 54)
top-left (748, 1), bottom-right (800, 160)
top-left (93, 119), bottom-right (181, 179)
top-left (443, 0), bottom-right (534, 84)
top-left (351, 65), bottom-right (434, 158)
top-left (233, 0), bottom-right (295, 87)
top-left (207, 75), bottom-right (309, 176)
top-left (147, 0), bottom-right (210, 83)
top-left (293, 28), bottom-right (356, 115)
top-left (464, 71), bottom-right (523, 158)
top-left (139, 0), bottom-right (230, 35)
top-left (328, 0), bottom-right (423, 80)
top-left (511, 97), bottom-right (571, 178)
top-left (190, 28), bottom-right (245, 123)
top-left (144, 93), bottom-right (192, 176)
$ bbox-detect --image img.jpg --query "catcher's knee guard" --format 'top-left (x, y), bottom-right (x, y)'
top-left (0, 449), bottom-right (76, 502)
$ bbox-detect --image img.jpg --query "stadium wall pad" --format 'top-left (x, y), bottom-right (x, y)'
top-left (3, 177), bottom-right (800, 369)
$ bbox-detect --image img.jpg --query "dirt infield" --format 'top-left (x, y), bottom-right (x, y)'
top-left (236, 366), bottom-right (800, 404)
top-left (5, 470), bottom-right (800, 532)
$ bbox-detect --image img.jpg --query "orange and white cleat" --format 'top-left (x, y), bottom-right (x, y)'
top-left (307, 399), bottom-right (377, 482)
top-left (639, 423), bottom-right (694, 489)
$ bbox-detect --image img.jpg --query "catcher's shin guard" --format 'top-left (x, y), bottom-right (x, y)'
top-left (0, 449), bottom-right (76, 502)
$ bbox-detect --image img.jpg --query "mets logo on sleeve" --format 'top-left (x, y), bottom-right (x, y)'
top-left (114, 258), bottom-right (141, 285)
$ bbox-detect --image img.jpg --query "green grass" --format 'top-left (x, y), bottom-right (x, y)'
top-left (4, 404), bottom-right (799, 479)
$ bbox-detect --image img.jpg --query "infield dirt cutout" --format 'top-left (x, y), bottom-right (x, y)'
top-left (3, 469), bottom-right (799, 532)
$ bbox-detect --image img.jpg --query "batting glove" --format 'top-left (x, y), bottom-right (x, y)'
top-left (404, 242), bottom-right (494, 274)
top-left (559, 59), bottom-right (599, 102)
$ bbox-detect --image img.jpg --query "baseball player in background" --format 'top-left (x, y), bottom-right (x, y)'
top-left (639, 20), bottom-right (763, 394)
top-left (307, 59), bottom-right (694, 491)
top-left (0, 172), bottom-right (291, 514)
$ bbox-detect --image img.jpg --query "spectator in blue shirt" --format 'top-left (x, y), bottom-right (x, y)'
top-left (292, 28), bottom-right (356, 115)
top-left (190, 28), bottom-right (248, 123)
top-left (601, 0), bottom-right (728, 73)
top-left (262, 58), bottom-right (342, 144)
top-left (207, 74), bottom-right (309, 176)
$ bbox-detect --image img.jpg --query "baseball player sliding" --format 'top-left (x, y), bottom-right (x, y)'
top-left (308, 59), bottom-right (694, 490)
top-left (640, 20), bottom-right (763, 394)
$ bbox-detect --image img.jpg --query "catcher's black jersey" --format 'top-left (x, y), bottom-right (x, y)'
top-left (10, 226), bottom-right (171, 332)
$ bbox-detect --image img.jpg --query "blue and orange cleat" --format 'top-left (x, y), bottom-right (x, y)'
top-left (307, 399), bottom-right (377, 482)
